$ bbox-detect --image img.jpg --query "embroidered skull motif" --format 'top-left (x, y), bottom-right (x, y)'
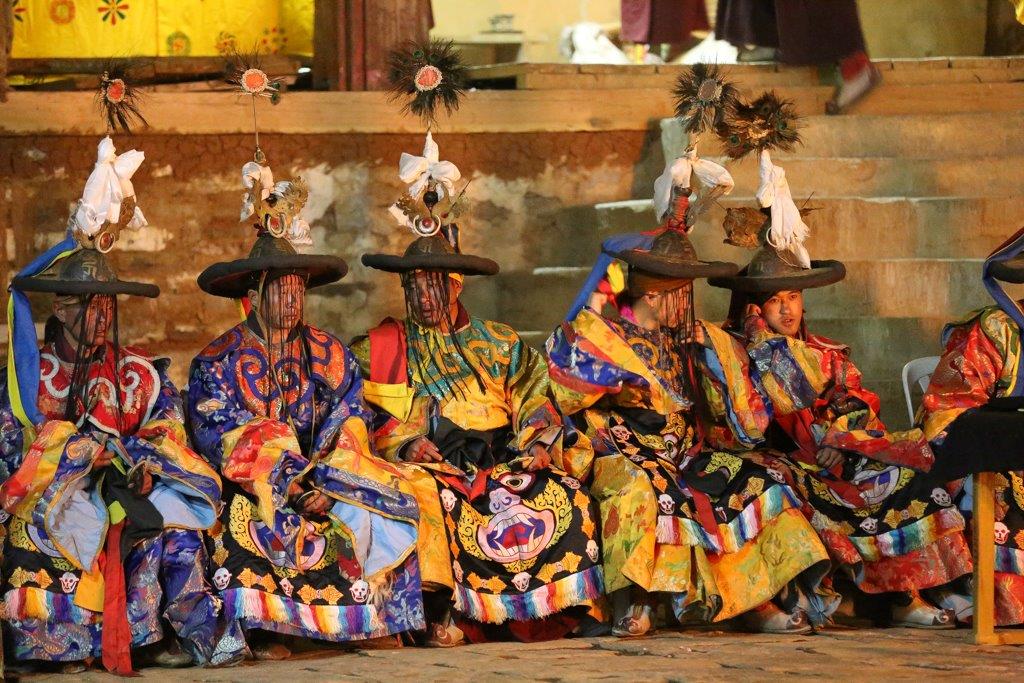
top-left (766, 464), bottom-right (786, 483)
top-left (440, 488), bottom-right (457, 512)
top-left (213, 568), bottom-right (232, 591)
top-left (561, 476), bottom-right (581, 490)
top-left (511, 572), bottom-right (531, 592)
top-left (453, 560), bottom-right (464, 583)
top-left (930, 488), bottom-right (952, 507)
top-left (279, 578), bottom-right (294, 597)
top-left (351, 579), bottom-right (370, 603)
top-left (658, 494), bottom-right (675, 515)
top-left (860, 517), bottom-right (878, 534)
top-left (610, 424), bottom-right (631, 443)
top-left (586, 539), bottom-right (599, 563)
top-left (995, 522), bottom-right (1010, 545)
top-left (59, 571), bottom-right (79, 594)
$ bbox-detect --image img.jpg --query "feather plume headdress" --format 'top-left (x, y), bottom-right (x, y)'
top-left (672, 63), bottom-right (739, 139)
top-left (387, 40), bottom-right (467, 129)
top-left (719, 91), bottom-right (809, 268)
top-left (96, 63), bottom-right (147, 134)
top-left (720, 91), bottom-right (800, 160)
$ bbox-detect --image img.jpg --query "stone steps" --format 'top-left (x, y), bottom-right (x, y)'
top-left (730, 82), bottom-right (1024, 119)
top-left (468, 57), bottom-right (1024, 90)
top-left (662, 112), bottom-right (1024, 160)
top-left (713, 155), bottom-right (1024, 199)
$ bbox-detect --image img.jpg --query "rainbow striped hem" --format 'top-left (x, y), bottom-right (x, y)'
top-left (453, 564), bottom-right (604, 624)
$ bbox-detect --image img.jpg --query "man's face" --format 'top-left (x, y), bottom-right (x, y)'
top-left (649, 282), bottom-right (692, 329)
top-left (54, 294), bottom-right (114, 347)
top-left (406, 271), bottom-right (461, 328)
top-left (762, 289), bottom-right (804, 337)
top-left (258, 273), bottom-right (305, 331)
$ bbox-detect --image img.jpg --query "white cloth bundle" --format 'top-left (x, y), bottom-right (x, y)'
top-left (240, 161), bottom-right (275, 221)
top-left (398, 131), bottom-right (461, 200)
top-left (653, 149), bottom-right (734, 222)
top-left (757, 149), bottom-right (811, 269)
top-left (74, 136), bottom-right (147, 235)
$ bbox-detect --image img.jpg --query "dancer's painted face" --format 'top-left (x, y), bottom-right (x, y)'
top-left (54, 294), bottom-right (114, 347)
top-left (405, 270), bottom-right (462, 328)
top-left (762, 290), bottom-right (804, 337)
top-left (257, 273), bottom-right (306, 331)
top-left (648, 281), bottom-right (693, 329)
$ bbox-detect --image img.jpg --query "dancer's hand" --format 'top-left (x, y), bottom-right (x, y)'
top-left (692, 322), bottom-right (709, 348)
top-left (137, 469), bottom-right (154, 495)
top-left (406, 436), bottom-right (443, 463)
top-left (816, 447), bottom-right (844, 469)
top-left (298, 491), bottom-right (332, 515)
top-left (526, 444), bottom-right (552, 472)
top-left (94, 447), bottom-right (116, 468)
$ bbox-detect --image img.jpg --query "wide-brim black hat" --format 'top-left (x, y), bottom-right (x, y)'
top-left (988, 255), bottom-right (1024, 283)
top-left (709, 245), bottom-right (845, 292)
top-left (13, 249), bottom-right (159, 298)
top-left (198, 233), bottom-right (348, 298)
top-left (362, 234), bottom-right (499, 276)
top-left (613, 230), bottom-right (737, 280)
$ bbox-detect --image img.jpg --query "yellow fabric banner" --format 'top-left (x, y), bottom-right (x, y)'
top-left (11, 0), bottom-right (313, 58)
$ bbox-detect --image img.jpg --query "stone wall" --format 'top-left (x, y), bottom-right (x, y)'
top-left (0, 128), bottom-right (663, 385)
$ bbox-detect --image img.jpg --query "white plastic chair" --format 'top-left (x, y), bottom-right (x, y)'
top-left (901, 356), bottom-right (940, 425)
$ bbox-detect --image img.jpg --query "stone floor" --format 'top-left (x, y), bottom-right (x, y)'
top-left (15, 626), bottom-right (1023, 682)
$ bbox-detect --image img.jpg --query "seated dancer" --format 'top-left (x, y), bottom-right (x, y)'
top-left (0, 74), bottom-right (241, 674)
top-left (354, 45), bottom-right (603, 643)
top-left (918, 228), bottom-right (1024, 627)
top-left (709, 90), bottom-right (969, 628)
top-left (546, 103), bottom-right (831, 635)
top-left (186, 61), bottom-right (423, 658)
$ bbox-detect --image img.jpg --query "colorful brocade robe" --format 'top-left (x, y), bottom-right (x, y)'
top-left (545, 309), bottom-right (830, 622)
top-left (920, 305), bottom-right (1024, 625)
top-left (0, 343), bottom-right (241, 665)
top-left (187, 321), bottom-right (424, 642)
top-left (740, 317), bottom-right (971, 594)
top-left (351, 313), bottom-right (604, 627)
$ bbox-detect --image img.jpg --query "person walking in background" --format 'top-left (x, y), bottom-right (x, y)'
top-left (716, 0), bottom-right (881, 113)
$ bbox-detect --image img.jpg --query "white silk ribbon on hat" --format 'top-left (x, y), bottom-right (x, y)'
top-left (757, 149), bottom-right (811, 269)
top-left (240, 160), bottom-right (275, 221)
top-left (653, 149), bottom-right (734, 223)
top-left (74, 136), bottom-right (147, 236)
top-left (398, 131), bottom-right (461, 200)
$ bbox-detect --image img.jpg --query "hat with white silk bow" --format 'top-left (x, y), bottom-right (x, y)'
top-left (709, 91), bottom-right (845, 293)
top-left (361, 40), bottom-right (498, 277)
top-left (565, 64), bottom-right (740, 320)
top-left (12, 71), bottom-right (156, 298)
top-left (6, 70), bottom-right (158, 434)
top-left (197, 52), bottom-right (347, 298)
